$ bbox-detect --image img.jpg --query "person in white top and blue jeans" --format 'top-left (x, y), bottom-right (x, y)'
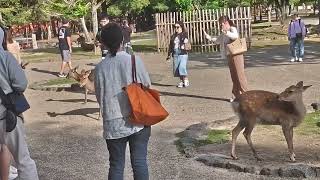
top-left (288, 13), bottom-right (306, 62)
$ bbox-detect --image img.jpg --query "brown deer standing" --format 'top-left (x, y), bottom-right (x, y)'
top-left (66, 66), bottom-right (95, 103)
top-left (78, 70), bottom-right (101, 119)
top-left (231, 81), bottom-right (311, 162)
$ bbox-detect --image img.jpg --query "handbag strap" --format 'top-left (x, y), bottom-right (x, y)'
top-left (131, 55), bottom-right (137, 83)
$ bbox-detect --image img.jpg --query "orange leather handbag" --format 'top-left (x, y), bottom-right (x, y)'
top-left (124, 55), bottom-right (169, 126)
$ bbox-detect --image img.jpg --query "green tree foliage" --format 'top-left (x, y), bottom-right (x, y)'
top-left (0, 0), bottom-right (32, 24)
top-left (175, 0), bottom-right (193, 10)
top-left (49, 0), bottom-right (90, 19)
top-left (107, 0), bottom-right (150, 16)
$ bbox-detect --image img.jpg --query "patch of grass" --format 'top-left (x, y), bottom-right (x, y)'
top-left (132, 39), bottom-right (157, 52)
top-left (296, 111), bottom-right (320, 136)
top-left (21, 47), bottom-right (100, 62)
top-left (132, 30), bottom-right (156, 40)
top-left (42, 78), bottom-right (77, 86)
top-left (198, 129), bottom-right (230, 145)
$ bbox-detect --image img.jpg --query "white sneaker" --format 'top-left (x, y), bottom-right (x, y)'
top-left (184, 79), bottom-right (190, 87)
top-left (58, 73), bottom-right (66, 78)
top-left (298, 58), bottom-right (303, 62)
top-left (290, 58), bottom-right (295, 62)
top-left (177, 81), bottom-right (184, 88)
top-left (9, 166), bottom-right (18, 180)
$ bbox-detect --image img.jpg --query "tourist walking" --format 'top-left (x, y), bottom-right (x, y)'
top-left (95, 13), bottom-right (110, 59)
top-left (288, 13), bottom-right (306, 62)
top-left (166, 21), bottom-right (190, 88)
top-left (5, 27), bottom-right (21, 65)
top-left (121, 20), bottom-right (133, 55)
top-left (58, 18), bottom-right (72, 77)
top-left (204, 16), bottom-right (248, 101)
top-left (94, 22), bottom-right (151, 180)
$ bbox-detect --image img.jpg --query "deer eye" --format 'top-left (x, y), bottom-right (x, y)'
top-left (288, 90), bottom-right (294, 93)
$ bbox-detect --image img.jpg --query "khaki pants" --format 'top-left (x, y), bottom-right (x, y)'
top-left (0, 117), bottom-right (39, 180)
top-left (228, 54), bottom-right (248, 98)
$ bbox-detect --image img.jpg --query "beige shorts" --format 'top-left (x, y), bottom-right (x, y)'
top-left (60, 50), bottom-right (71, 62)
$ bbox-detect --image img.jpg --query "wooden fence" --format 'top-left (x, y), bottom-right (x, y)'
top-left (155, 7), bottom-right (252, 53)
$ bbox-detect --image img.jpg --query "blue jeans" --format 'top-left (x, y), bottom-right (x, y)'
top-left (106, 127), bottom-right (151, 180)
top-left (290, 38), bottom-right (304, 58)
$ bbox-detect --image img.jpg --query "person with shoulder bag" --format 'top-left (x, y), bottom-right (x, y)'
top-left (166, 21), bottom-right (191, 88)
top-left (0, 25), bottom-right (39, 180)
top-left (203, 16), bottom-right (248, 102)
top-left (288, 13), bottom-right (306, 62)
top-left (94, 23), bottom-right (151, 180)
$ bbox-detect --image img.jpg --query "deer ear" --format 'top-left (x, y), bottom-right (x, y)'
top-left (81, 69), bottom-right (86, 74)
top-left (303, 85), bottom-right (312, 91)
top-left (296, 81), bottom-right (303, 88)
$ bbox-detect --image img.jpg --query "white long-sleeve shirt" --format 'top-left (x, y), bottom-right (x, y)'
top-left (207, 26), bottom-right (239, 59)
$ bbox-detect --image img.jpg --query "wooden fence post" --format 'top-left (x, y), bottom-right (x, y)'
top-left (155, 7), bottom-right (252, 53)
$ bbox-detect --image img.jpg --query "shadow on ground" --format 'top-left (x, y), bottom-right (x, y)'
top-left (160, 91), bottom-right (230, 102)
top-left (31, 68), bottom-right (58, 76)
top-left (188, 41), bottom-right (320, 69)
top-left (47, 108), bottom-right (100, 120)
top-left (46, 98), bottom-right (96, 103)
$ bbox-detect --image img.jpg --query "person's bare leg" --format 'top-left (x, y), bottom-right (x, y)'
top-left (59, 62), bottom-right (67, 75)
top-left (0, 145), bottom-right (11, 180)
top-left (67, 61), bottom-right (73, 71)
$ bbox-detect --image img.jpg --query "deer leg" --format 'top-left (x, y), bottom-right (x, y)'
top-left (243, 123), bottom-right (262, 161)
top-left (231, 121), bottom-right (245, 160)
top-left (282, 126), bottom-right (295, 162)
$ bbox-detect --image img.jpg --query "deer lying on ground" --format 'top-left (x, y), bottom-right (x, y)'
top-left (231, 81), bottom-right (311, 162)
top-left (67, 66), bottom-right (95, 103)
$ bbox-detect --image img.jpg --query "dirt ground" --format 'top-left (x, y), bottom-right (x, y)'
top-left (21, 40), bottom-right (320, 179)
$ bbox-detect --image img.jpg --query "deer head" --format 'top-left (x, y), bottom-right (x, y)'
top-left (79, 70), bottom-right (91, 87)
top-left (66, 65), bottom-right (80, 80)
top-left (278, 81), bottom-right (312, 102)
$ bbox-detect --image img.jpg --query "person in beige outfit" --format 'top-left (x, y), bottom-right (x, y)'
top-left (5, 28), bottom-right (21, 65)
top-left (204, 16), bottom-right (248, 101)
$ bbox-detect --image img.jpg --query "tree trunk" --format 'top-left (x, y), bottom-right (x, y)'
top-left (268, 6), bottom-right (272, 22)
top-left (254, 5), bottom-right (257, 22)
top-left (281, 5), bottom-right (288, 24)
top-left (259, 5), bottom-right (263, 21)
top-left (92, 7), bottom-right (98, 39)
top-left (80, 17), bottom-right (91, 42)
top-left (48, 25), bottom-right (52, 41)
top-left (92, 0), bottom-right (104, 39)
